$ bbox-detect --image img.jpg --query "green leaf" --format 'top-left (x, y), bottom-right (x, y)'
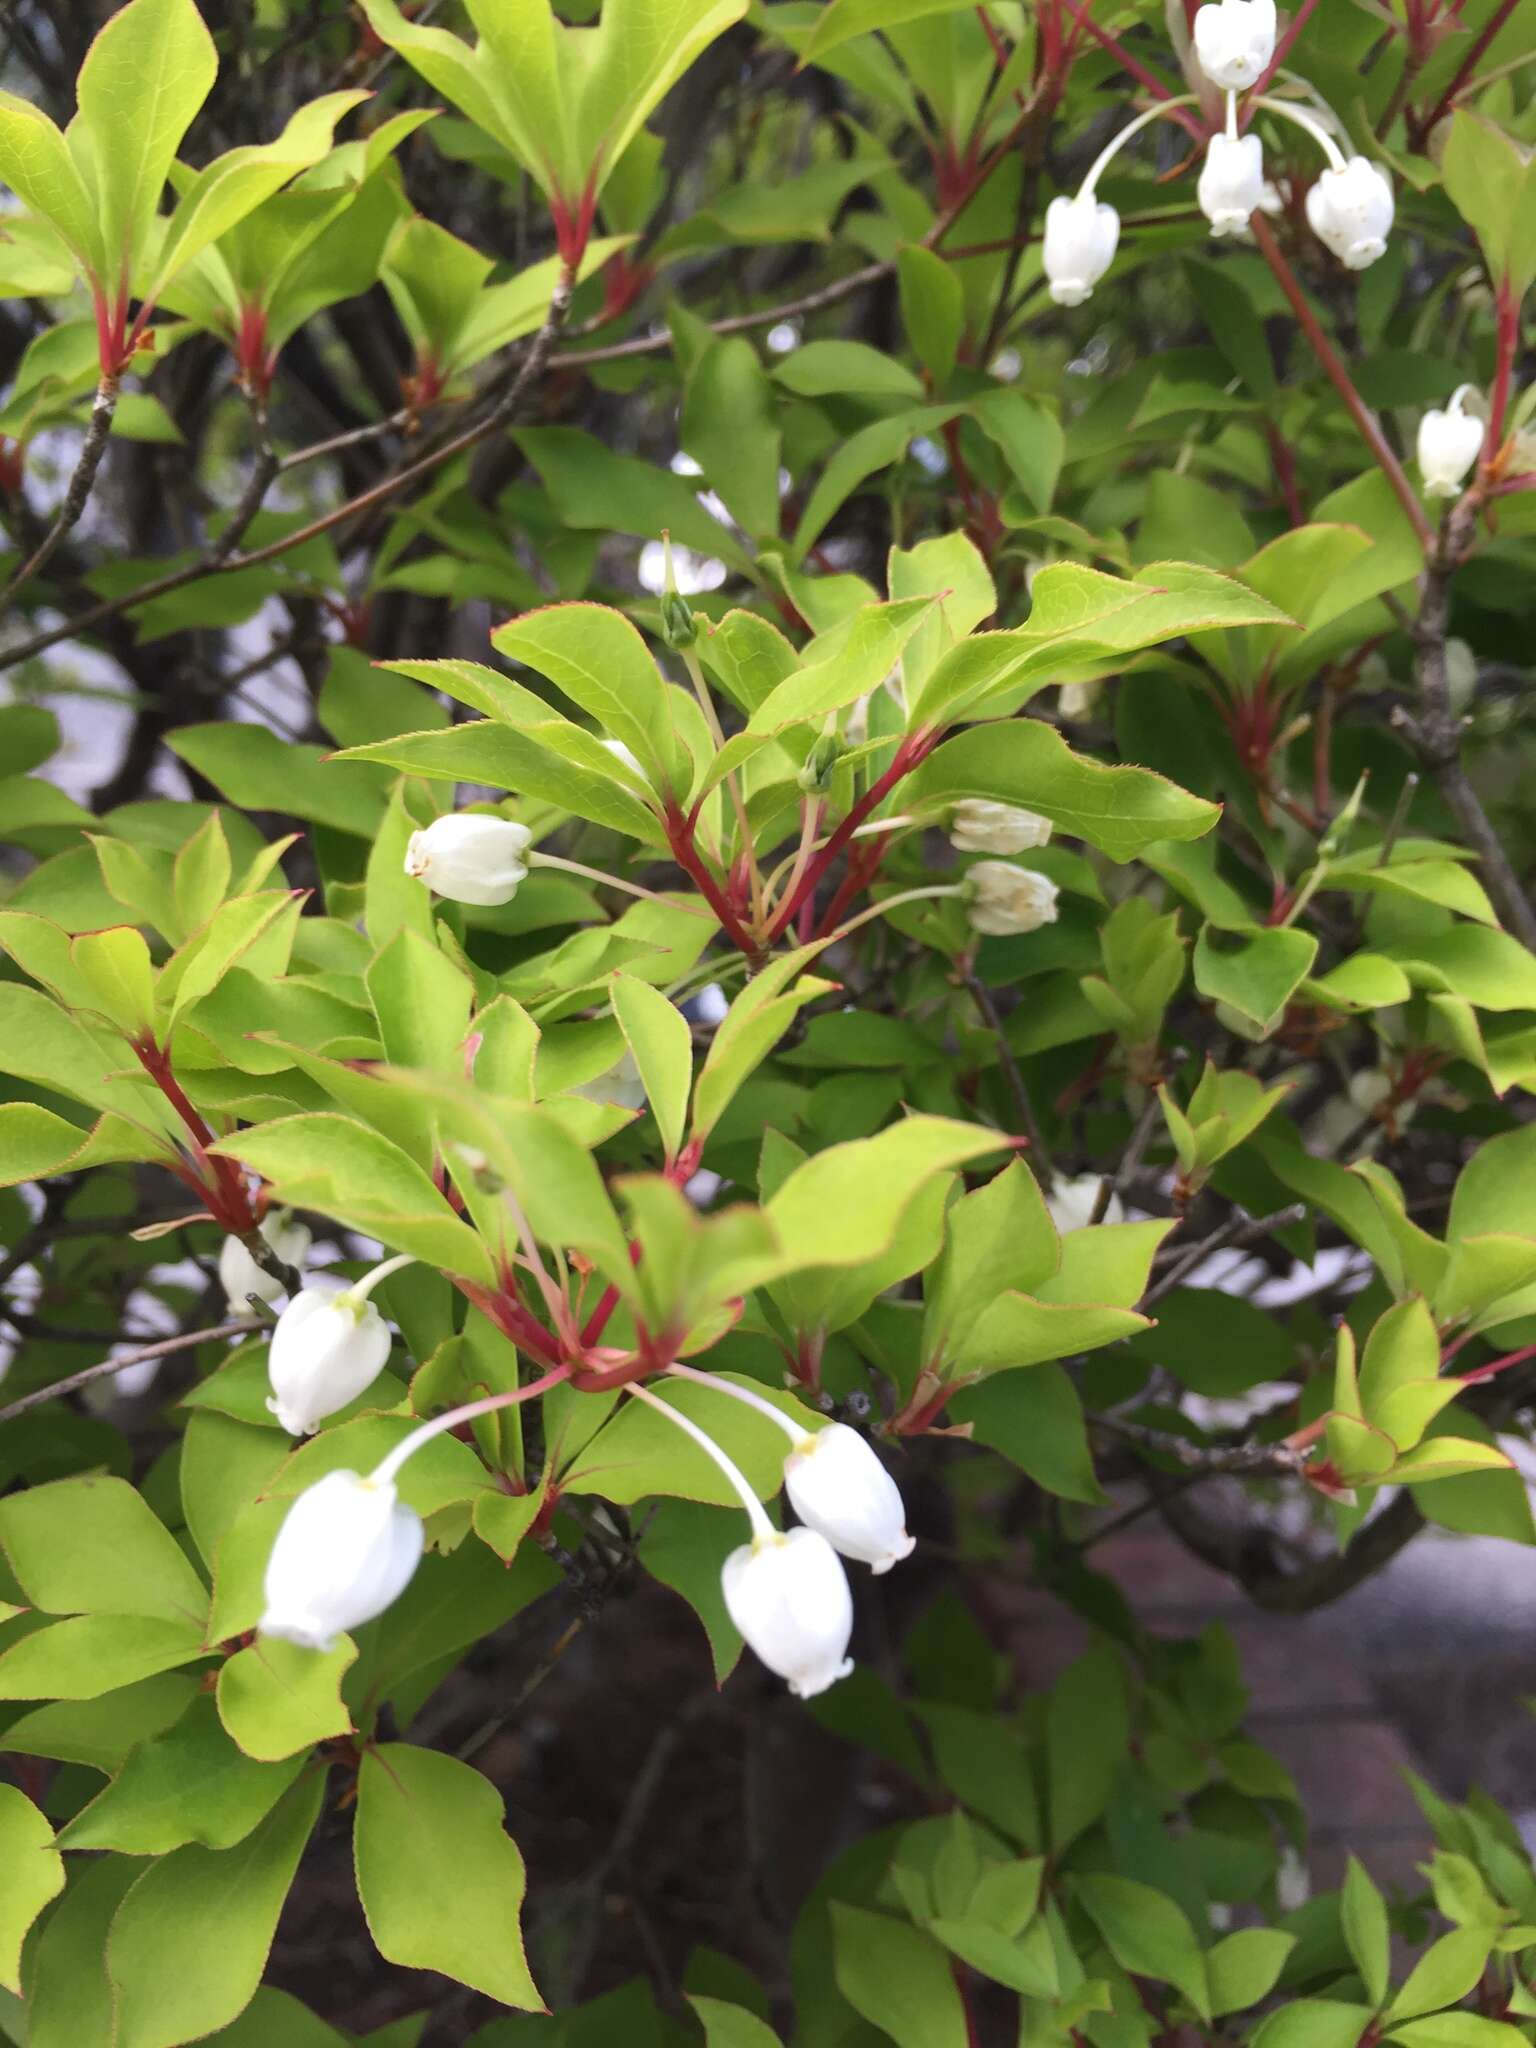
top-left (684, 336), bottom-right (783, 536)
top-left (490, 602), bottom-right (681, 787)
top-left (612, 974), bottom-right (691, 1163)
top-left (0, 94), bottom-right (101, 274)
top-left (765, 1116), bottom-right (1001, 1282)
top-left (830, 1903), bottom-right (968, 2048)
top-left (1206, 1929), bottom-right (1295, 2015)
top-left (0, 1676), bottom-right (198, 1772)
top-left (57, 1693), bottom-right (304, 1852)
top-left (801, 0), bottom-right (979, 61)
top-left (355, 1745), bottom-right (543, 2009)
top-left (168, 724), bottom-right (389, 838)
top-left (0, 1614), bottom-right (207, 1701)
top-left (516, 425), bottom-right (751, 568)
top-left (1342, 1854), bottom-right (1391, 2009)
top-left (906, 721), bottom-right (1219, 861)
top-left (1441, 111), bottom-right (1536, 294)
top-left (70, 924), bottom-right (157, 1037)
top-left (562, 1376), bottom-right (809, 1508)
top-left (1047, 1648), bottom-right (1128, 1851)
top-left (1194, 925), bottom-right (1318, 1031)
top-left (74, 0), bottom-right (217, 296)
top-left (106, 1773), bottom-right (324, 2048)
top-left (1253, 2003), bottom-right (1377, 2048)
top-left (687, 1995), bottom-right (784, 2048)
top-left (212, 1114), bottom-right (495, 1283)
top-left (1388, 2017), bottom-right (1531, 2048)
top-left (948, 1366), bottom-right (1104, 1504)
top-left (1074, 1874), bottom-right (1211, 2021)
top-left (216, 1637), bottom-right (357, 1762)
top-left (0, 1784), bottom-right (63, 1993)
top-left (637, 1500), bottom-right (743, 1683)
top-left (898, 244), bottom-right (964, 388)
top-left (21, 1854), bottom-right (142, 2048)
top-left (0, 1473), bottom-right (208, 1626)
top-left (1387, 1927), bottom-right (1494, 2023)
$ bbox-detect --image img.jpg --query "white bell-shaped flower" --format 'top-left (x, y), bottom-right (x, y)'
top-left (1047, 1171), bottom-right (1124, 1236)
top-left (1043, 192), bottom-right (1120, 307)
top-left (1417, 385), bottom-right (1484, 497)
top-left (403, 813), bottom-right (531, 906)
top-left (965, 861), bottom-right (1060, 937)
top-left (1193, 0), bottom-right (1276, 88)
top-left (218, 1209), bottom-right (312, 1310)
top-left (258, 1469), bottom-right (424, 1651)
top-left (1198, 131), bottom-right (1267, 238)
top-left (267, 1266), bottom-right (399, 1436)
top-left (721, 1527), bottom-right (854, 1698)
top-left (783, 1423), bottom-right (915, 1574)
top-left (1305, 157), bottom-right (1394, 270)
top-left (949, 800), bottom-right (1053, 855)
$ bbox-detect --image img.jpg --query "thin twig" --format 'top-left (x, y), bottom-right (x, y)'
top-left (1399, 494), bottom-right (1536, 948)
top-left (3, 372), bottom-right (120, 601)
top-left (1092, 1412), bottom-right (1308, 1477)
top-left (963, 971), bottom-right (1054, 1176)
top-left (0, 1318), bottom-right (259, 1424)
top-left (0, 273), bottom-right (577, 676)
top-left (1143, 1203), bottom-right (1306, 1306)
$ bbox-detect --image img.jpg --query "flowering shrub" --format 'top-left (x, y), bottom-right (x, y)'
top-left (1, 0), bottom-right (1536, 2041)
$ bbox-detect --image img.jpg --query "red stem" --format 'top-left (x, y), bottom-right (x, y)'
top-left (767, 730), bottom-right (937, 942)
top-left (1411, 0), bottom-right (1521, 145)
top-left (1250, 217), bottom-right (1436, 555)
top-left (1053, 0), bottom-right (1204, 136)
top-left (455, 1277), bottom-right (564, 1370)
top-left (664, 802), bottom-right (760, 957)
top-left (1456, 1342), bottom-right (1536, 1385)
top-left (1252, 0), bottom-right (1319, 94)
top-left (134, 1040), bottom-right (255, 1230)
top-left (1485, 279), bottom-right (1521, 454)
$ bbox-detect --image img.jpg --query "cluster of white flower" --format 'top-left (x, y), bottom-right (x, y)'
top-left (256, 1354), bottom-right (915, 1700)
top-left (1043, 0), bottom-right (1396, 306)
top-left (949, 800), bottom-right (1061, 937)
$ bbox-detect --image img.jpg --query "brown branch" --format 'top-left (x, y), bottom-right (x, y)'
top-left (3, 372), bottom-right (120, 601)
top-left (962, 970), bottom-right (1054, 1178)
top-left (1397, 495), bottom-right (1536, 950)
top-left (0, 272), bottom-right (578, 677)
top-left (1143, 1204), bottom-right (1306, 1306)
top-left (1092, 1412), bottom-right (1308, 1478)
top-left (0, 1318), bottom-right (260, 1424)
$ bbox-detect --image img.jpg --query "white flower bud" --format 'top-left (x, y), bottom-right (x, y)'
top-left (1417, 386), bottom-right (1484, 498)
top-left (1192, 0), bottom-right (1276, 88)
top-left (783, 1423), bottom-right (915, 1574)
top-left (601, 737), bottom-right (645, 781)
top-left (403, 813), bottom-right (531, 906)
top-left (1059, 679), bottom-right (1104, 721)
top-left (949, 800), bottom-right (1053, 855)
top-left (267, 1280), bottom-right (392, 1436)
top-left (218, 1209), bottom-right (312, 1310)
top-left (1198, 132), bottom-right (1267, 238)
top-left (964, 861), bottom-right (1060, 937)
top-left (1046, 1171), bottom-right (1124, 1236)
top-left (721, 1527), bottom-right (854, 1698)
top-left (1043, 192), bottom-right (1120, 307)
top-left (258, 1469), bottom-right (423, 1651)
top-left (1305, 157), bottom-right (1394, 270)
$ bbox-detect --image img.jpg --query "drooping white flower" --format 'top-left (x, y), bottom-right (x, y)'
top-left (949, 800), bottom-right (1053, 856)
top-left (403, 813), bottom-right (531, 906)
top-left (1198, 131), bottom-right (1267, 238)
top-left (721, 1527), bottom-right (854, 1698)
top-left (266, 1255), bottom-right (411, 1435)
top-left (1417, 385), bottom-right (1484, 498)
top-left (1043, 192), bottom-right (1120, 307)
top-left (258, 1469), bottom-right (423, 1650)
top-left (218, 1209), bottom-right (312, 1310)
top-left (1047, 1171), bottom-right (1124, 1236)
top-left (1305, 157), bottom-right (1394, 270)
top-left (783, 1423), bottom-right (915, 1574)
top-left (964, 861), bottom-right (1060, 937)
top-left (1193, 0), bottom-right (1277, 89)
